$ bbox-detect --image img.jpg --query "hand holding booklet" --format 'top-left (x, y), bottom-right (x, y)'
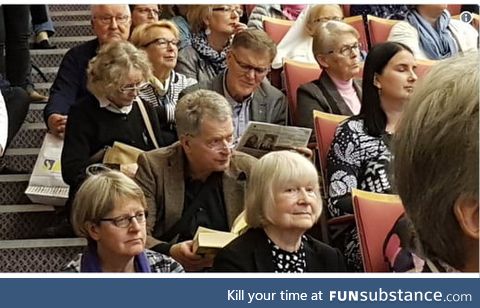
top-left (235, 121), bottom-right (312, 158)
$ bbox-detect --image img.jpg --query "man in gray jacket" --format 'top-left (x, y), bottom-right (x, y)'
top-left (181, 29), bottom-right (287, 139)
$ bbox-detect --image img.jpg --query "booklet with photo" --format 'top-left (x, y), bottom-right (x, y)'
top-left (236, 121), bottom-right (312, 158)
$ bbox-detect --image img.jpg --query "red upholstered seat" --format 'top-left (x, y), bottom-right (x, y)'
top-left (367, 15), bottom-right (399, 46)
top-left (263, 17), bottom-right (294, 45)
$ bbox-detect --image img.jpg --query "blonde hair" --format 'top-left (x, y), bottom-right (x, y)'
top-left (130, 20), bottom-right (180, 48)
top-left (175, 89), bottom-right (232, 137)
top-left (231, 29), bottom-right (277, 62)
top-left (312, 20), bottom-right (359, 56)
top-left (71, 170), bottom-right (147, 239)
top-left (86, 41), bottom-right (152, 98)
top-left (245, 151), bottom-right (322, 228)
top-left (394, 52), bottom-right (479, 269)
top-left (186, 5), bottom-right (214, 33)
top-left (306, 4), bottom-right (343, 35)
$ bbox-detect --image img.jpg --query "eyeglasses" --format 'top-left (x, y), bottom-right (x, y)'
top-left (119, 82), bottom-right (149, 94)
top-left (93, 15), bottom-right (130, 26)
top-left (328, 42), bottom-right (361, 57)
top-left (187, 133), bottom-right (235, 152)
top-left (100, 212), bottom-right (147, 228)
top-left (212, 6), bottom-right (244, 16)
top-left (231, 52), bottom-right (271, 76)
top-left (143, 38), bottom-right (180, 49)
top-left (312, 16), bottom-right (344, 24)
top-left (134, 7), bottom-right (160, 16)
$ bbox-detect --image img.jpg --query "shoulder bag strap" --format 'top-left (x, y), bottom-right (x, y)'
top-left (136, 98), bottom-right (160, 149)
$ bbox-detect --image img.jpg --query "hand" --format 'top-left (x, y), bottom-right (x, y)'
top-left (169, 240), bottom-right (214, 272)
top-left (120, 163), bottom-right (138, 178)
top-left (47, 114), bottom-right (68, 139)
top-left (232, 22), bottom-right (247, 35)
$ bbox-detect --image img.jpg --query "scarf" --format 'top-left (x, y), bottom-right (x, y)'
top-left (80, 241), bottom-right (151, 272)
top-left (406, 9), bottom-right (458, 60)
top-left (191, 31), bottom-right (228, 75)
top-left (282, 5), bottom-right (306, 20)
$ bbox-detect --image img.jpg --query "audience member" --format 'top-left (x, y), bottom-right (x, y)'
top-left (176, 5), bottom-right (247, 82)
top-left (247, 4), bottom-right (307, 31)
top-left (131, 20), bottom-right (197, 145)
top-left (30, 5), bottom-right (56, 49)
top-left (181, 29), bottom-right (287, 139)
top-left (394, 52), bottom-right (478, 272)
top-left (166, 5), bottom-right (193, 50)
top-left (63, 169), bottom-right (183, 272)
top-left (350, 5), bottom-right (408, 20)
top-left (296, 21), bottom-right (362, 130)
top-left (327, 42), bottom-right (418, 271)
top-left (45, 4), bottom-right (131, 138)
top-left (135, 89), bottom-right (257, 271)
top-left (129, 4), bottom-right (160, 29)
top-left (212, 151), bottom-right (346, 272)
top-left (272, 4), bottom-right (344, 69)
top-left (388, 5), bottom-right (478, 60)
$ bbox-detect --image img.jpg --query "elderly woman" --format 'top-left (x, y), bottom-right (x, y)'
top-left (62, 41), bottom-right (171, 208)
top-left (212, 151), bottom-right (346, 272)
top-left (176, 4), bottom-right (247, 82)
top-left (388, 5), bottom-right (478, 60)
top-left (272, 4), bottom-right (344, 69)
top-left (131, 20), bottom-right (197, 144)
top-left (394, 53), bottom-right (478, 272)
top-left (326, 42), bottom-right (418, 271)
top-left (62, 169), bottom-right (184, 272)
top-left (129, 4), bottom-right (160, 28)
top-left (296, 21), bottom-right (362, 129)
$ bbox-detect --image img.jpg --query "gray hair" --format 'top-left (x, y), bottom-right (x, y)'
top-left (312, 20), bottom-right (359, 56)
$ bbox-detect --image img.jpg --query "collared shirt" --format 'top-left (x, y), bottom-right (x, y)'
top-left (223, 71), bottom-right (253, 138)
top-left (0, 92), bottom-right (7, 156)
top-left (98, 96), bottom-right (133, 114)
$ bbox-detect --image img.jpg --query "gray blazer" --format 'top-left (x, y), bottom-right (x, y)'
top-left (135, 142), bottom-right (257, 248)
top-left (181, 71), bottom-right (288, 125)
top-left (175, 45), bottom-right (218, 83)
top-left (296, 72), bottom-right (362, 129)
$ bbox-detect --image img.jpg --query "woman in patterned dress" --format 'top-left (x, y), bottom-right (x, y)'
top-left (326, 42), bottom-right (418, 271)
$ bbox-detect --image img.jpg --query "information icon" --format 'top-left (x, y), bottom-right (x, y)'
top-left (460, 11), bottom-right (473, 24)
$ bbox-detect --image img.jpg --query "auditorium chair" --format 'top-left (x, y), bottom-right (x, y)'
top-left (367, 15), bottom-right (399, 46)
top-left (344, 15), bottom-right (369, 50)
top-left (263, 16), bottom-right (295, 45)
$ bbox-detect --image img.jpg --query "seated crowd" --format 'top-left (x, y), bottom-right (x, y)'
top-left (2, 4), bottom-right (476, 273)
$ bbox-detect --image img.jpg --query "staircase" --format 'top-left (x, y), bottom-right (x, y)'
top-left (0, 5), bottom-right (92, 272)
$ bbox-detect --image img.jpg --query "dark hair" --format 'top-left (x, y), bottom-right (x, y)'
top-left (359, 42), bottom-right (413, 137)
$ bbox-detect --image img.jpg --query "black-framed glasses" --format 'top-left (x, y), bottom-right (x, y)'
top-left (231, 52), bottom-right (271, 76)
top-left (143, 38), bottom-right (180, 49)
top-left (100, 211), bottom-right (147, 228)
top-left (93, 15), bottom-right (130, 25)
top-left (212, 6), bottom-right (244, 16)
top-left (328, 42), bottom-right (361, 57)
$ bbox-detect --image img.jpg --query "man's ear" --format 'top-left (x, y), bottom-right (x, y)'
top-left (454, 196), bottom-right (479, 240)
top-left (373, 73), bottom-right (381, 89)
top-left (86, 222), bottom-right (101, 241)
top-left (180, 135), bottom-right (192, 154)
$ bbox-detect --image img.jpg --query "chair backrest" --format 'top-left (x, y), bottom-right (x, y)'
top-left (342, 4), bottom-right (351, 18)
top-left (415, 59), bottom-right (437, 80)
top-left (263, 17), bottom-right (295, 44)
top-left (344, 15), bottom-right (369, 51)
top-left (313, 110), bottom-right (348, 193)
top-left (283, 59), bottom-right (321, 124)
top-left (352, 188), bottom-right (404, 272)
top-left (367, 15), bottom-right (399, 46)
top-left (447, 4), bottom-right (462, 16)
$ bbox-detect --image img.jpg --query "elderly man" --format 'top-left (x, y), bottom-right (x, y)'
top-left (44, 4), bottom-right (131, 138)
top-left (135, 89), bottom-right (257, 271)
top-left (181, 29), bottom-right (287, 139)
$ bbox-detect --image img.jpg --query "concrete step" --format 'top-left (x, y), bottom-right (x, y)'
top-left (0, 238), bottom-right (86, 272)
top-left (50, 10), bottom-right (90, 22)
top-left (53, 20), bottom-right (94, 37)
top-left (49, 36), bottom-right (95, 49)
top-left (31, 49), bottom-right (68, 68)
top-left (9, 122), bottom-right (47, 149)
top-left (0, 174), bottom-right (31, 205)
top-left (49, 4), bottom-right (91, 12)
top-left (34, 82), bottom-right (52, 97)
top-left (25, 103), bottom-right (46, 124)
top-left (32, 67), bottom-right (58, 84)
top-left (1, 148), bottom-right (39, 174)
top-left (0, 204), bottom-right (55, 240)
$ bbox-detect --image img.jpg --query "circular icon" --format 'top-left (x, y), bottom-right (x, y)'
top-left (460, 11), bottom-right (473, 24)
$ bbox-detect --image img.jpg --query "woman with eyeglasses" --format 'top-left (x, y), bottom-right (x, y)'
top-left (212, 151), bottom-right (346, 272)
top-left (296, 21), bottom-right (362, 130)
top-left (62, 41), bottom-right (173, 219)
top-left (129, 4), bottom-right (161, 29)
top-left (175, 5), bottom-right (247, 82)
top-left (326, 42), bottom-right (418, 271)
top-left (272, 4), bottom-right (344, 69)
top-left (131, 20), bottom-right (197, 145)
top-left (62, 169), bottom-right (184, 272)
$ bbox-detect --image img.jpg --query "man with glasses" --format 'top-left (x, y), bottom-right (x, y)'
top-left (129, 4), bottom-right (160, 29)
top-left (181, 29), bottom-right (287, 139)
top-left (135, 89), bottom-right (257, 271)
top-left (44, 4), bottom-right (131, 138)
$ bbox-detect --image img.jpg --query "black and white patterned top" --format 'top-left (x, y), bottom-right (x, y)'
top-left (62, 249), bottom-right (184, 273)
top-left (138, 70), bottom-right (197, 124)
top-left (327, 118), bottom-right (393, 217)
top-left (268, 236), bottom-right (307, 273)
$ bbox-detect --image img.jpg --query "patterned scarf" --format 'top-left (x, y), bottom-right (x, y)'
top-left (282, 5), bottom-right (307, 20)
top-left (191, 31), bottom-right (229, 74)
top-left (406, 9), bottom-right (458, 60)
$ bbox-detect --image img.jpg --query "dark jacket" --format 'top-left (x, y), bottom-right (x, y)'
top-left (212, 228), bottom-right (346, 272)
top-left (175, 45), bottom-right (218, 83)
